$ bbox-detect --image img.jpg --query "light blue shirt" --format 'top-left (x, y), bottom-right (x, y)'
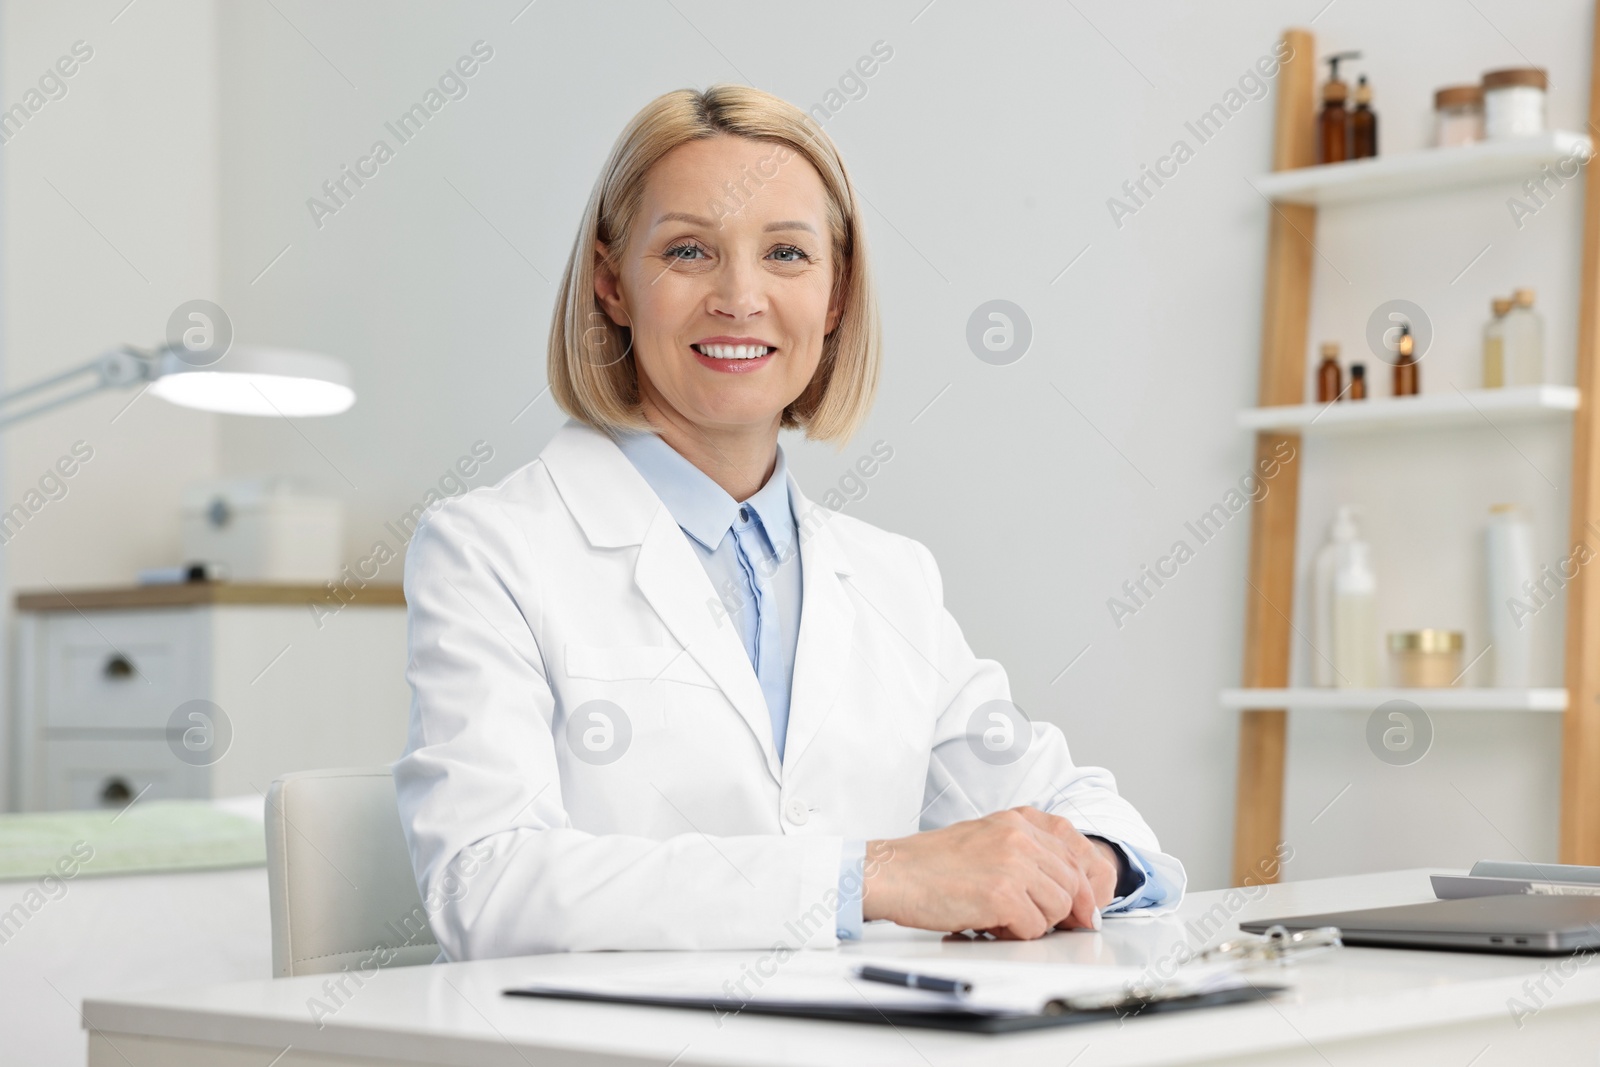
top-left (613, 429), bottom-right (1169, 937)
top-left (614, 429), bottom-right (802, 759)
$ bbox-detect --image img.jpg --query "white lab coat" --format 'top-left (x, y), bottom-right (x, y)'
top-left (394, 419), bottom-right (1184, 960)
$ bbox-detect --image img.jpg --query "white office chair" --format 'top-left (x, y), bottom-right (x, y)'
top-left (265, 766), bottom-right (440, 978)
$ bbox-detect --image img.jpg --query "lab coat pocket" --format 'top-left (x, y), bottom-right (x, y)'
top-left (559, 642), bottom-right (721, 747)
top-left (564, 643), bottom-right (719, 689)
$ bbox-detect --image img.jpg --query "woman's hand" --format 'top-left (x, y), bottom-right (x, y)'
top-left (861, 807), bottom-right (1121, 939)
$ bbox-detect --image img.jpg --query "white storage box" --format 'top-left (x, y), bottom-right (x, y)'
top-left (180, 479), bottom-right (343, 583)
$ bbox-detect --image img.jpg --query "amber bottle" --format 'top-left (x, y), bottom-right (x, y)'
top-left (1349, 364), bottom-right (1368, 400)
top-left (1319, 52), bottom-right (1361, 164)
top-left (1351, 75), bottom-right (1378, 158)
top-left (1392, 323), bottom-right (1419, 396)
top-left (1316, 343), bottom-right (1343, 402)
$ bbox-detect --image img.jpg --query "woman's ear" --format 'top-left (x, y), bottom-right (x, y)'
top-left (824, 273), bottom-right (846, 334)
top-left (592, 239), bottom-right (631, 327)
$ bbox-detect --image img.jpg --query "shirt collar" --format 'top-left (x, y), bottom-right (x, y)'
top-left (614, 429), bottom-right (796, 559)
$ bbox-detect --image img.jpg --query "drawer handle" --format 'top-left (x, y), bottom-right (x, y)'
top-left (103, 653), bottom-right (135, 679)
top-left (100, 777), bottom-right (133, 806)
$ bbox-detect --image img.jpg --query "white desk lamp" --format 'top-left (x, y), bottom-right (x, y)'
top-left (0, 342), bottom-right (354, 428)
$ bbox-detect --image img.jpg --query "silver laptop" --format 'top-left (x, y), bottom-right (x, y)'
top-left (1239, 894), bottom-right (1600, 955)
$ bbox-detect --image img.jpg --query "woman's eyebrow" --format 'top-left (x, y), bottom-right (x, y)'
top-left (653, 210), bottom-right (817, 235)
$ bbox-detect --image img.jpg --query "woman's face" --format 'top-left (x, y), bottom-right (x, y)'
top-left (594, 134), bottom-right (844, 438)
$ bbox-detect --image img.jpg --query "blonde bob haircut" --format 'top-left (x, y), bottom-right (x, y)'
top-left (548, 83), bottom-right (881, 446)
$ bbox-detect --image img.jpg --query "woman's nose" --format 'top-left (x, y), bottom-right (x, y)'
top-left (708, 256), bottom-right (766, 319)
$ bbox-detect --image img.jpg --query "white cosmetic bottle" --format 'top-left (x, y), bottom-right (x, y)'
top-left (1504, 288), bottom-right (1545, 386)
top-left (1332, 522), bottom-right (1380, 689)
top-left (1485, 503), bottom-right (1534, 687)
top-left (1311, 507), bottom-right (1359, 686)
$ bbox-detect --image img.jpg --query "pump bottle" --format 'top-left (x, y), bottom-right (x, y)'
top-left (1320, 51), bottom-right (1361, 164)
top-left (1332, 523), bottom-right (1380, 689)
top-left (1312, 507), bottom-right (1359, 686)
top-left (1351, 74), bottom-right (1378, 158)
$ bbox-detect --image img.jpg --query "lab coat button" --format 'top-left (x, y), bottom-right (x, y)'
top-left (784, 798), bottom-right (809, 825)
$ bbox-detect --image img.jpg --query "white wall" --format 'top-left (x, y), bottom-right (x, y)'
top-left (3, 0), bottom-right (1593, 892)
top-left (0, 0), bottom-right (220, 814)
top-left (1, 0), bottom-right (219, 587)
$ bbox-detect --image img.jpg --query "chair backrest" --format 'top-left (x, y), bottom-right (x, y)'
top-left (265, 766), bottom-right (439, 977)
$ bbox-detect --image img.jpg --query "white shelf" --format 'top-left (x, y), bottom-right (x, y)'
top-left (1237, 384), bottom-right (1579, 434)
top-left (1220, 687), bottom-right (1569, 713)
top-left (1254, 130), bottom-right (1592, 206)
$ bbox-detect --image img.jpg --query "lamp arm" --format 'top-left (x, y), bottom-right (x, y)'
top-left (0, 347), bottom-right (158, 431)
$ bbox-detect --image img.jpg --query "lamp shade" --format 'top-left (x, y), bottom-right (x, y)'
top-left (149, 346), bottom-right (355, 417)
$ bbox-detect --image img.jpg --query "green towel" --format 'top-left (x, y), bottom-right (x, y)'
top-left (0, 800), bottom-right (265, 882)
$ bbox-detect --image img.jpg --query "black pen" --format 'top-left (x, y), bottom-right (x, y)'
top-left (855, 964), bottom-right (973, 995)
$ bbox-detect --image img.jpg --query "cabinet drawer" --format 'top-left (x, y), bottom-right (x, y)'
top-left (42, 736), bottom-right (210, 811)
top-left (39, 610), bottom-right (205, 729)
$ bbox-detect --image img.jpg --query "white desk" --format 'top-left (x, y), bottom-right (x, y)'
top-left (5, 864), bottom-right (269, 1067)
top-left (83, 868), bottom-right (1600, 1066)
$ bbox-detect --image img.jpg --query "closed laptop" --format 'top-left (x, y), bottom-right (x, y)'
top-left (1240, 894), bottom-right (1600, 955)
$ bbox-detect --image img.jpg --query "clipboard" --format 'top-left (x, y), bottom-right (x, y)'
top-left (505, 978), bottom-right (1289, 1033)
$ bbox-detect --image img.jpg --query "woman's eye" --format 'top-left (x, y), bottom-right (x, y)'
top-left (661, 242), bottom-right (809, 264)
top-left (663, 242), bottom-right (705, 261)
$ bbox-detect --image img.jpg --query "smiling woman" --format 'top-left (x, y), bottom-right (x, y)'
top-left (547, 86), bottom-right (881, 458)
top-left (394, 83), bottom-right (1185, 962)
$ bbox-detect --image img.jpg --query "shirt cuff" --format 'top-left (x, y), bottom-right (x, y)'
top-left (1085, 833), bottom-right (1153, 912)
top-left (836, 838), bottom-right (866, 940)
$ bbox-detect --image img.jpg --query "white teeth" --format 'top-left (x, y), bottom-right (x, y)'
top-left (695, 344), bottom-right (771, 360)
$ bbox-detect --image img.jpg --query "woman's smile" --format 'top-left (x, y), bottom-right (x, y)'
top-left (690, 335), bottom-right (778, 374)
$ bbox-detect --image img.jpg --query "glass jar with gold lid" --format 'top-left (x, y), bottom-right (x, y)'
top-left (1388, 630), bottom-right (1465, 687)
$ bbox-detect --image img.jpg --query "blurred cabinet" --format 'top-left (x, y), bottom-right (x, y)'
top-left (8, 583), bottom-right (409, 811)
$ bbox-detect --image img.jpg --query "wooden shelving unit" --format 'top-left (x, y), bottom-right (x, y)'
top-left (1229, 15), bottom-right (1600, 885)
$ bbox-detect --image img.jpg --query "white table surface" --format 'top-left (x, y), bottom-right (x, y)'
top-left (4, 867), bottom-right (270, 1067)
top-left (83, 867), bottom-right (1600, 1066)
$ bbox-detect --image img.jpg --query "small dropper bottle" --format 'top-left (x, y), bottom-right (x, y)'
top-left (1317, 342), bottom-right (1343, 402)
top-left (1392, 322), bottom-right (1419, 396)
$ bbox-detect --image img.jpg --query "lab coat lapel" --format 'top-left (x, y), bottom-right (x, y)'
top-left (633, 506), bottom-right (782, 782)
top-left (541, 420), bottom-right (781, 783)
top-left (781, 484), bottom-right (855, 767)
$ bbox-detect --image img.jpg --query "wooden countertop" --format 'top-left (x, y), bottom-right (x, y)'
top-left (15, 582), bottom-right (406, 612)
